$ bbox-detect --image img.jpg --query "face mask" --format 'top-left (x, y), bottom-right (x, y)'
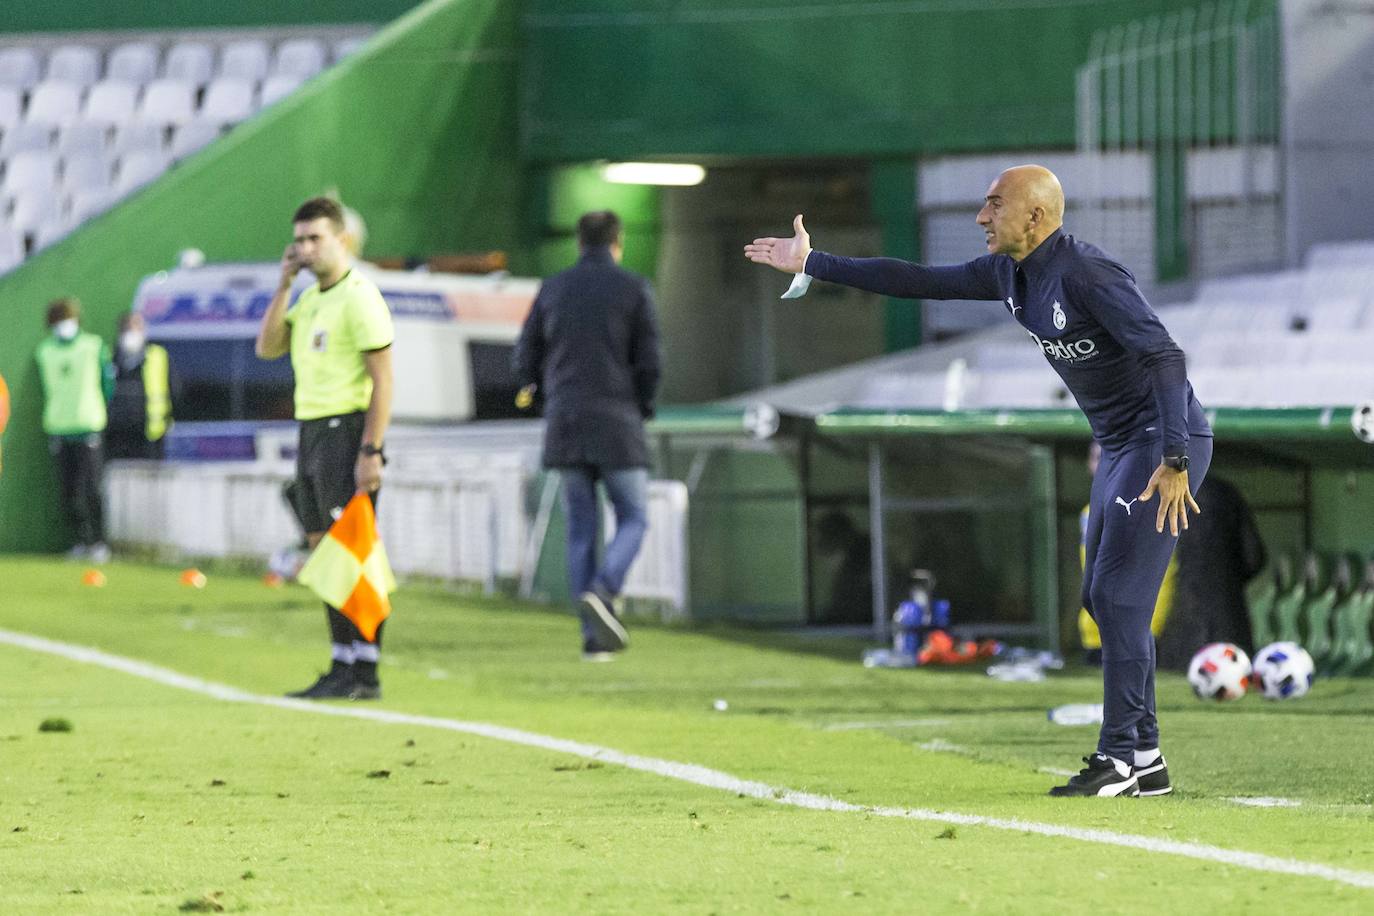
top-left (119, 331), bottom-right (145, 354)
top-left (53, 319), bottom-right (79, 341)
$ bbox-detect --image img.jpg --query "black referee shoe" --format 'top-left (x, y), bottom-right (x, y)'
top-left (286, 667), bottom-right (355, 700)
top-left (1134, 754), bottom-right (1172, 796)
top-left (1048, 754), bottom-right (1139, 797)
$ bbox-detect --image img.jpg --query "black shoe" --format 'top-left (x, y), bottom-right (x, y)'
top-left (581, 639), bottom-right (620, 663)
top-left (1134, 754), bottom-right (1172, 796)
top-left (349, 681), bottom-right (382, 700)
top-left (579, 588), bottom-right (628, 652)
top-left (286, 667), bottom-right (355, 700)
top-left (1048, 754), bottom-right (1139, 797)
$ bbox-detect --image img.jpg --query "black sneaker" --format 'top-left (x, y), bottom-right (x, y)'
top-left (579, 588), bottom-right (628, 652)
top-left (349, 681), bottom-right (382, 700)
top-left (1048, 754), bottom-right (1140, 797)
top-left (1134, 754), bottom-right (1172, 796)
top-left (286, 667), bottom-right (355, 700)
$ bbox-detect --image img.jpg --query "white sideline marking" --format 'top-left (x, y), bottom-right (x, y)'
top-left (4, 627), bottom-right (1374, 891)
top-left (1226, 797), bottom-right (1303, 808)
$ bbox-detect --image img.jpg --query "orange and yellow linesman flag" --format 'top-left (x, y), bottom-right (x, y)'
top-left (297, 492), bottom-right (396, 641)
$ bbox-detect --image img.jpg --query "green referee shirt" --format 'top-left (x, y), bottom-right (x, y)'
top-left (285, 269), bottom-right (394, 421)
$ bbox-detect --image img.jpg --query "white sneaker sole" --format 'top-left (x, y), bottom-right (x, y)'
top-left (580, 592), bottom-right (628, 651)
top-left (1097, 777), bottom-right (1140, 797)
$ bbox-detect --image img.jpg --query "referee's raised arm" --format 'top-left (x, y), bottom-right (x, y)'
top-left (255, 243), bottom-right (301, 360)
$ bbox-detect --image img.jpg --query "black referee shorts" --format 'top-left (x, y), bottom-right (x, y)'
top-left (294, 411), bottom-right (377, 534)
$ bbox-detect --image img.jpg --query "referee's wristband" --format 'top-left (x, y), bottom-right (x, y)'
top-left (360, 443), bottom-right (387, 464)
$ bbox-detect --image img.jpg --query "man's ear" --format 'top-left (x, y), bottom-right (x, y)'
top-left (1028, 206), bottom-right (1045, 227)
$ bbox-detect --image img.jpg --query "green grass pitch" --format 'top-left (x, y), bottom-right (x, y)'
top-left (2, 557), bottom-right (1373, 913)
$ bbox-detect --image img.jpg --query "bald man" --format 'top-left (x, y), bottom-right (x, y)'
top-left (746, 165), bottom-right (1213, 798)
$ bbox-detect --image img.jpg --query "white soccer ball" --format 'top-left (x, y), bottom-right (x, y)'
top-left (1187, 642), bottom-right (1252, 701)
top-left (1251, 642), bottom-right (1315, 700)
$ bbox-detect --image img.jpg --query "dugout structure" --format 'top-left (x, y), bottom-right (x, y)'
top-left (645, 405), bottom-right (1372, 652)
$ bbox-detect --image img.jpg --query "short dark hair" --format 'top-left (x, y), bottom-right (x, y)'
top-left (293, 197), bottom-right (346, 231)
top-left (577, 210), bottom-right (622, 248)
top-left (46, 297), bottom-right (80, 327)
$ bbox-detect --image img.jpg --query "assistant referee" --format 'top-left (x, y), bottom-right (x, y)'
top-left (256, 197), bottom-right (395, 700)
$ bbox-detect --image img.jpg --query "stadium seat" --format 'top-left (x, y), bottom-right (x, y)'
top-left (57, 121), bottom-right (110, 158)
top-left (68, 186), bottom-right (116, 224)
top-left (45, 45), bottom-right (101, 89)
top-left (112, 122), bottom-right (165, 156)
top-left (218, 40), bottom-right (269, 82)
top-left (259, 73), bottom-right (304, 108)
top-left (169, 121), bottom-right (220, 162)
top-left (83, 80), bottom-right (141, 126)
top-left (115, 150), bottom-right (169, 194)
top-left (31, 216), bottom-right (71, 251)
top-left (25, 81), bottom-right (83, 127)
top-left (1247, 556), bottom-right (1293, 649)
top-left (332, 36), bottom-right (369, 62)
top-left (164, 42), bottom-right (214, 85)
top-left (107, 42), bottom-right (160, 85)
top-left (2, 150), bottom-right (60, 200)
top-left (1272, 554), bottom-right (1316, 645)
top-left (0, 47), bottom-right (42, 91)
top-left (0, 86), bottom-right (21, 130)
top-left (1299, 553), bottom-right (1346, 664)
top-left (1300, 296), bottom-right (1367, 333)
top-left (0, 222), bottom-right (22, 271)
top-left (1325, 558), bottom-right (1374, 676)
top-left (8, 190), bottom-right (59, 234)
top-left (62, 152), bottom-right (113, 193)
top-left (0, 121), bottom-right (53, 156)
top-left (198, 78), bottom-right (255, 126)
top-left (136, 79), bottom-right (196, 126)
top-left (272, 39), bottom-right (325, 79)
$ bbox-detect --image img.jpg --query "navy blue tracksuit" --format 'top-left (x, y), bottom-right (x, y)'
top-left (806, 229), bottom-right (1213, 761)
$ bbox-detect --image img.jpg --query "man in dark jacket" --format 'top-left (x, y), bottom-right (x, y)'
top-left (514, 211), bottom-right (662, 659)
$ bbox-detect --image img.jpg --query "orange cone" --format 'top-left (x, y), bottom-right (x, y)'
top-left (179, 568), bottom-right (207, 589)
top-left (262, 573), bottom-right (284, 588)
top-left (81, 569), bottom-right (107, 587)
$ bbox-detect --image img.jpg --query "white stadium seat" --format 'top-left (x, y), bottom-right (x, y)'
top-left (169, 121), bottom-right (220, 161)
top-left (57, 122), bottom-right (108, 157)
top-left (112, 122), bottom-right (165, 156)
top-left (218, 40), bottom-right (269, 82)
top-left (0, 86), bottom-right (21, 129)
top-left (8, 190), bottom-right (60, 233)
top-left (107, 42), bottom-right (160, 85)
top-left (115, 149), bottom-right (169, 194)
top-left (0, 121), bottom-right (53, 155)
top-left (0, 223), bottom-right (23, 271)
top-left (45, 45), bottom-right (101, 89)
top-left (332, 36), bottom-right (369, 62)
top-left (62, 152), bottom-right (113, 192)
top-left (83, 80), bottom-right (140, 126)
top-left (199, 77), bottom-right (255, 125)
top-left (259, 73), bottom-right (303, 108)
top-left (272, 39), bottom-right (325, 79)
top-left (136, 79), bottom-right (196, 125)
top-left (164, 42), bottom-right (214, 85)
top-left (25, 81), bottom-right (83, 127)
top-left (0, 47), bottom-right (42, 91)
top-left (3, 150), bottom-right (60, 199)
top-left (68, 186), bottom-right (116, 223)
top-left (31, 216), bottom-right (72, 251)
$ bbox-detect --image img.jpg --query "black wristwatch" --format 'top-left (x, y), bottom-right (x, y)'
top-left (360, 442), bottom-right (387, 464)
top-left (1162, 453), bottom-right (1190, 472)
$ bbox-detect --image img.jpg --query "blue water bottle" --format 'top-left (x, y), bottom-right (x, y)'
top-left (892, 601), bottom-right (921, 656)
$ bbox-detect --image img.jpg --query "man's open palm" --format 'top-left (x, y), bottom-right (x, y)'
top-left (745, 214), bottom-right (811, 274)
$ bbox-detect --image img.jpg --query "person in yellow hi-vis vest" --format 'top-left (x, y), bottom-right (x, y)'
top-left (106, 312), bottom-right (176, 460)
top-left (35, 298), bottom-right (115, 562)
top-left (1079, 442), bottom-right (1175, 663)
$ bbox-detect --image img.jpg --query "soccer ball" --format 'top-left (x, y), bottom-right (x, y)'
top-left (1251, 642), bottom-right (1315, 700)
top-left (1187, 642), bottom-right (1252, 701)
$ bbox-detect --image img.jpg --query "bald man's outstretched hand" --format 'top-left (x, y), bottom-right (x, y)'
top-left (745, 214), bottom-right (812, 274)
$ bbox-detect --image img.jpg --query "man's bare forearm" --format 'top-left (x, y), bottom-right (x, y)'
top-left (361, 349), bottom-right (393, 447)
top-left (255, 282), bottom-right (293, 359)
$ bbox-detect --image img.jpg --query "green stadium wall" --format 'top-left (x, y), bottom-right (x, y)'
top-left (2, 1), bottom-right (421, 32)
top-left (0, 0), bottom-right (523, 552)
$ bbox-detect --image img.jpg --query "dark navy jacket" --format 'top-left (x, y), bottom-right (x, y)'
top-left (806, 229), bottom-right (1211, 453)
top-left (514, 247), bottom-right (662, 470)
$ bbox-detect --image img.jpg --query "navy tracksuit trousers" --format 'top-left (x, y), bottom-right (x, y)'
top-left (1081, 437), bottom-right (1213, 761)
